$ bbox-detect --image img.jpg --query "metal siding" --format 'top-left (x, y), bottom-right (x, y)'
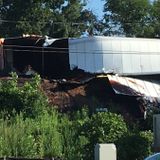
top-left (113, 54), bottom-right (122, 74)
top-left (140, 55), bottom-right (151, 73)
top-left (69, 42), bottom-right (77, 69)
top-left (93, 40), bottom-right (103, 73)
top-left (77, 42), bottom-right (85, 70)
top-left (102, 39), bottom-right (114, 72)
top-left (122, 54), bottom-right (133, 74)
top-left (103, 54), bottom-right (114, 72)
top-left (108, 75), bottom-right (160, 99)
top-left (113, 40), bottom-right (123, 74)
top-left (85, 41), bottom-right (92, 72)
top-left (102, 38), bottom-right (112, 51)
top-left (132, 55), bottom-right (141, 74)
top-left (86, 53), bottom-right (94, 72)
top-left (69, 37), bottom-right (160, 75)
top-left (94, 53), bottom-right (103, 73)
top-left (123, 40), bottom-right (140, 74)
top-left (149, 41), bottom-right (158, 53)
top-left (140, 42), bottom-right (151, 73)
top-left (149, 41), bottom-right (160, 73)
top-left (111, 39), bottom-right (121, 52)
top-left (86, 41), bottom-right (98, 72)
top-left (151, 55), bottom-right (159, 72)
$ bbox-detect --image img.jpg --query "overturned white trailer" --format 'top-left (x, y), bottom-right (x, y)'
top-left (69, 36), bottom-right (160, 75)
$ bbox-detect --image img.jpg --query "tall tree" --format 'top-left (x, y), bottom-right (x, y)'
top-left (79, 9), bottom-right (105, 36)
top-left (0, 0), bottom-right (93, 38)
top-left (0, 0), bottom-right (54, 37)
top-left (104, 0), bottom-right (154, 37)
top-left (50, 0), bottom-right (84, 37)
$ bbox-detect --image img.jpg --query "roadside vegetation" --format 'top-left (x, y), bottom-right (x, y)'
top-left (0, 73), bottom-right (154, 160)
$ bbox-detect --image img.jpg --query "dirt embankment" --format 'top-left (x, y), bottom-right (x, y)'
top-left (0, 74), bottom-right (143, 121)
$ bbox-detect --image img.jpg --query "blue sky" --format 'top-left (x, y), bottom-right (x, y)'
top-left (85, 0), bottom-right (105, 19)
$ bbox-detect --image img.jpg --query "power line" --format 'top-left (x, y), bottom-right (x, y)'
top-left (0, 19), bottom-right (85, 25)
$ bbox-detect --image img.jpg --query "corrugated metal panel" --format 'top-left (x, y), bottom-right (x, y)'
top-left (69, 37), bottom-right (103, 73)
top-left (107, 75), bottom-right (160, 102)
top-left (69, 36), bottom-right (160, 75)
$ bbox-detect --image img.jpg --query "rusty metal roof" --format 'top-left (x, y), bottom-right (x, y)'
top-left (107, 75), bottom-right (160, 103)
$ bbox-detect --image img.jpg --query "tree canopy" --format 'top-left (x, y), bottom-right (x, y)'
top-left (104, 0), bottom-right (152, 37)
top-left (152, 0), bottom-right (160, 37)
top-left (1, 0), bottom-right (160, 38)
top-left (103, 0), bottom-right (160, 37)
top-left (0, 0), bottom-right (96, 38)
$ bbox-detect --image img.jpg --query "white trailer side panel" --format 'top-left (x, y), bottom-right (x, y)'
top-left (69, 42), bottom-right (77, 69)
top-left (69, 36), bottom-right (160, 75)
top-left (149, 41), bottom-right (160, 73)
top-left (102, 39), bottom-right (114, 73)
top-left (86, 40), bottom-right (103, 73)
top-left (69, 38), bottom-right (103, 73)
top-left (77, 42), bottom-right (85, 70)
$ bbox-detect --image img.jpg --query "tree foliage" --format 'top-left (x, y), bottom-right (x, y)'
top-left (0, 73), bottom-right (47, 118)
top-left (81, 112), bottom-right (128, 160)
top-left (103, 0), bottom-right (157, 37)
top-left (2, 0), bottom-right (160, 37)
top-left (117, 131), bottom-right (153, 160)
top-left (80, 9), bottom-right (105, 36)
top-left (151, 0), bottom-right (160, 37)
top-left (0, 0), bottom-right (94, 37)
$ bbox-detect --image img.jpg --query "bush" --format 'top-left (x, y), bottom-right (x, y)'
top-left (0, 106), bottom-right (154, 160)
top-left (0, 109), bottom-right (88, 159)
top-left (59, 108), bottom-right (90, 160)
top-left (0, 114), bottom-right (37, 157)
top-left (34, 111), bottom-right (63, 158)
top-left (0, 111), bottom-right (63, 158)
top-left (117, 130), bottom-right (153, 160)
top-left (81, 112), bottom-right (128, 160)
top-left (0, 73), bottom-right (48, 118)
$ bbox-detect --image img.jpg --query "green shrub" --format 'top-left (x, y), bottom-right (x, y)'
top-left (34, 111), bottom-right (63, 158)
top-left (82, 112), bottom-right (128, 160)
top-left (0, 111), bottom-right (63, 158)
top-left (0, 73), bottom-right (48, 118)
top-left (60, 108), bottom-right (89, 160)
top-left (0, 114), bottom-right (37, 157)
top-left (0, 109), bottom-right (88, 159)
top-left (117, 130), bottom-right (153, 160)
